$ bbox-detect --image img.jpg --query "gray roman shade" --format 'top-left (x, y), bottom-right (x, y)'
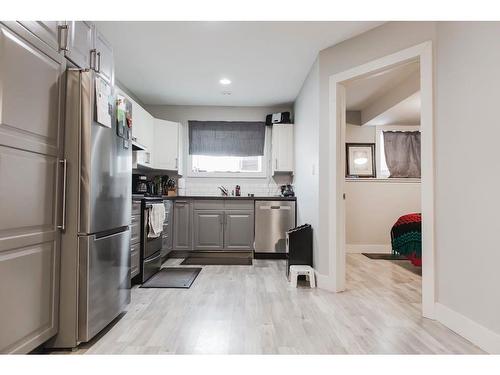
top-left (383, 131), bottom-right (421, 178)
top-left (188, 121), bottom-right (266, 157)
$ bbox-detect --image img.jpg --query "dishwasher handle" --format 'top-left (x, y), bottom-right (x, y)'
top-left (259, 205), bottom-right (291, 210)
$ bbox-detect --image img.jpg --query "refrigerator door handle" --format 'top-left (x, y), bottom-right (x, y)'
top-left (57, 158), bottom-right (67, 231)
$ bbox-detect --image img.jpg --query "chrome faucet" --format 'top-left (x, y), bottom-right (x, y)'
top-left (218, 186), bottom-right (229, 196)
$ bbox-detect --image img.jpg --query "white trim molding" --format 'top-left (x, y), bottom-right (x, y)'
top-left (327, 41), bottom-right (436, 318)
top-left (435, 303), bottom-right (500, 354)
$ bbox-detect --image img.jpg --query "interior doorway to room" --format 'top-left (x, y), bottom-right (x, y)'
top-left (342, 60), bottom-right (423, 307)
top-left (329, 42), bottom-right (434, 318)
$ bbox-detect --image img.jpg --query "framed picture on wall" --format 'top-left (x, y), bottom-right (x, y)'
top-left (346, 143), bottom-right (376, 178)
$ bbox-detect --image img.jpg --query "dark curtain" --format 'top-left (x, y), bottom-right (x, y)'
top-left (383, 131), bottom-right (421, 178)
top-left (188, 121), bottom-right (266, 156)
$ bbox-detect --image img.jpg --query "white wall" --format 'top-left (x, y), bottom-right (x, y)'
top-left (345, 123), bottom-right (421, 252)
top-left (146, 104), bottom-right (292, 196)
top-left (345, 123), bottom-right (375, 143)
top-left (345, 181), bottom-right (421, 252)
top-left (293, 21), bottom-right (500, 351)
top-left (293, 58), bottom-right (320, 267)
top-left (434, 22), bottom-right (500, 342)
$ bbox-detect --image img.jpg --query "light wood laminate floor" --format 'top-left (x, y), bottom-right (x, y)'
top-left (77, 254), bottom-right (483, 354)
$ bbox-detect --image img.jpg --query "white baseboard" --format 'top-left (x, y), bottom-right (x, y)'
top-left (435, 303), bottom-right (500, 354)
top-left (346, 244), bottom-right (391, 253)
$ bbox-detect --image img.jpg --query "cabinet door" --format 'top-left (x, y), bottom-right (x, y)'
top-left (153, 119), bottom-right (179, 170)
top-left (0, 25), bottom-right (65, 353)
top-left (193, 210), bottom-right (224, 250)
top-left (224, 210), bottom-right (255, 250)
top-left (272, 124), bottom-right (294, 174)
top-left (173, 201), bottom-right (192, 250)
top-left (18, 21), bottom-right (62, 52)
top-left (65, 21), bottom-right (93, 69)
top-left (93, 29), bottom-right (114, 85)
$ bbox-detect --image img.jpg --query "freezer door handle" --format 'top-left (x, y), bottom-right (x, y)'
top-left (57, 159), bottom-right (67, 231)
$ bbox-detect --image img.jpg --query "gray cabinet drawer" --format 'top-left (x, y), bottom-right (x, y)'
top-left (130, 241), bottom-right (140, 255)
top-left (224, 200), bottom-right (254, 210)
top-left (130, 214), bottom-right (141, 245)
top-left (131, 247), bottom-right (140, 278)
top-left (132, 201), bottom-right (141, 215)
top-left (193, 200), bottom-right (225, 210)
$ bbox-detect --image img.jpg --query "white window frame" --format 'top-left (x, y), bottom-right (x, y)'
top-left (186, 126), bottom-right (270, 179)
top-left (375, 124), bottom-right (421, 180)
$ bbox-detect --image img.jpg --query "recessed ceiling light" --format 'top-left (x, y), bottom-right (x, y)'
top-left (219, 78), bottom-right (231, 85)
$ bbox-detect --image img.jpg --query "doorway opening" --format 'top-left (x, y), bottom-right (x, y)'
top-left (328, 42), bottom-right (434, 318)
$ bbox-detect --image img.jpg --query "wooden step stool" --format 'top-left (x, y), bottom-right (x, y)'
top-left (289, 265), bottom-right (316, 288)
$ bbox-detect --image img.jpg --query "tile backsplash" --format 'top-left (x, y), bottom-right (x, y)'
top-left (180, 175), bottom-right (293, 197)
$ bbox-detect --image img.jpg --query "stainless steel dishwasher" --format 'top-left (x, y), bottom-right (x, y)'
top-left (254, 200), bottom-right (296, 253)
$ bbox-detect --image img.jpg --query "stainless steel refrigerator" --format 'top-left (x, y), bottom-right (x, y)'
top-left (47, 68), bottom-right (132, 348)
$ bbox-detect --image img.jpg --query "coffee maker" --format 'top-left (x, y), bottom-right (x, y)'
top-left (132, 174), bottom-right (148, 194)
top-left (280, 184), bottom-right (295, 197)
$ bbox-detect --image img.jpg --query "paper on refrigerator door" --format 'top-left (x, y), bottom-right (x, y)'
top-left (95, 77), bottom-right (112, 128)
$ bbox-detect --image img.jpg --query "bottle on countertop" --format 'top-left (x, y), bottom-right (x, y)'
top-left (235, 185), bottom-right (241, 197)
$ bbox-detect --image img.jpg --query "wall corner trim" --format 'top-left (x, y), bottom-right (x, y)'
top-left (435, 302), bottom-right (500, 354)
top-left (315, 272), bottom-right (342, 292)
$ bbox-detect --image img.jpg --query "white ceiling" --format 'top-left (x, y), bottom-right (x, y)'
top-left (95, 21), bottom-right (383, 106)
top-left (346, 60), bottom-right (421, 126)
top-left (365, 91), bottom-right (421, 126)
top-left (346, 61), bottom-right (420, 110)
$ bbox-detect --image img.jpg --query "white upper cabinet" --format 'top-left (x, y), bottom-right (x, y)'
top-left (134, 103), bottom-right (154, 151)
top-left (271, 123), bottom-right (294, 174)
top-left (153, 119), bottom-right (180, 171)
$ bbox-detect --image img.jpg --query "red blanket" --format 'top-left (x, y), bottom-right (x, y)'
top-left (391, 213), bottom-right (422, 266)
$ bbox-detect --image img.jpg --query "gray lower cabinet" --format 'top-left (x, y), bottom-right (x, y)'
top-left (190, 200), bottom-right (255, 251)
top-left (161, 200), bottom-right (173, 259)
top-left (193, 210), bottom-right (224, 250)
top-left (130, 201), bottom-right (141, 279)
top-left (130, 243), bottom-right (140, 278)
top-left (173, 200), bottom-right (192, 250)
top-left (224, 210), bottom-right (254, 250)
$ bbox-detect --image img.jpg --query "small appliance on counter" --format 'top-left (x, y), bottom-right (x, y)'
top-left (132, 174), bottom-right (148, 194)
top-left (280, 184), bottom-right (295, 197)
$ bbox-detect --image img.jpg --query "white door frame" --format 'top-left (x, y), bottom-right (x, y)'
top-left (328, 41), bottom-right (435, 318)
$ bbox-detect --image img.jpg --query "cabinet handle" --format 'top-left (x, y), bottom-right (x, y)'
top-left (90, 49), bottom-right (97, 70)
top-left (275, 159), bottom-right (278, 170)
top-left (96, 51), bottom-right (101, 73)
top-left (175, 157), bottom-right (178, 169)
top-left (57, 159), bottom-right (67, 231)
top-left (58, 24), bottom-right (69, 52)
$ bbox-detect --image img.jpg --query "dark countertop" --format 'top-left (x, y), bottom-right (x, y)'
top-left (133, 194), bottom-right (296, 201)
top-left (164, 195), bottom-right (296, 201)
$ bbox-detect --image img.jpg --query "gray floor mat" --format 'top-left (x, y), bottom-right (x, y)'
top-left (180, 256), bottom-right (252, 266)
top-left (140, 267), bottom-right (202, 288)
